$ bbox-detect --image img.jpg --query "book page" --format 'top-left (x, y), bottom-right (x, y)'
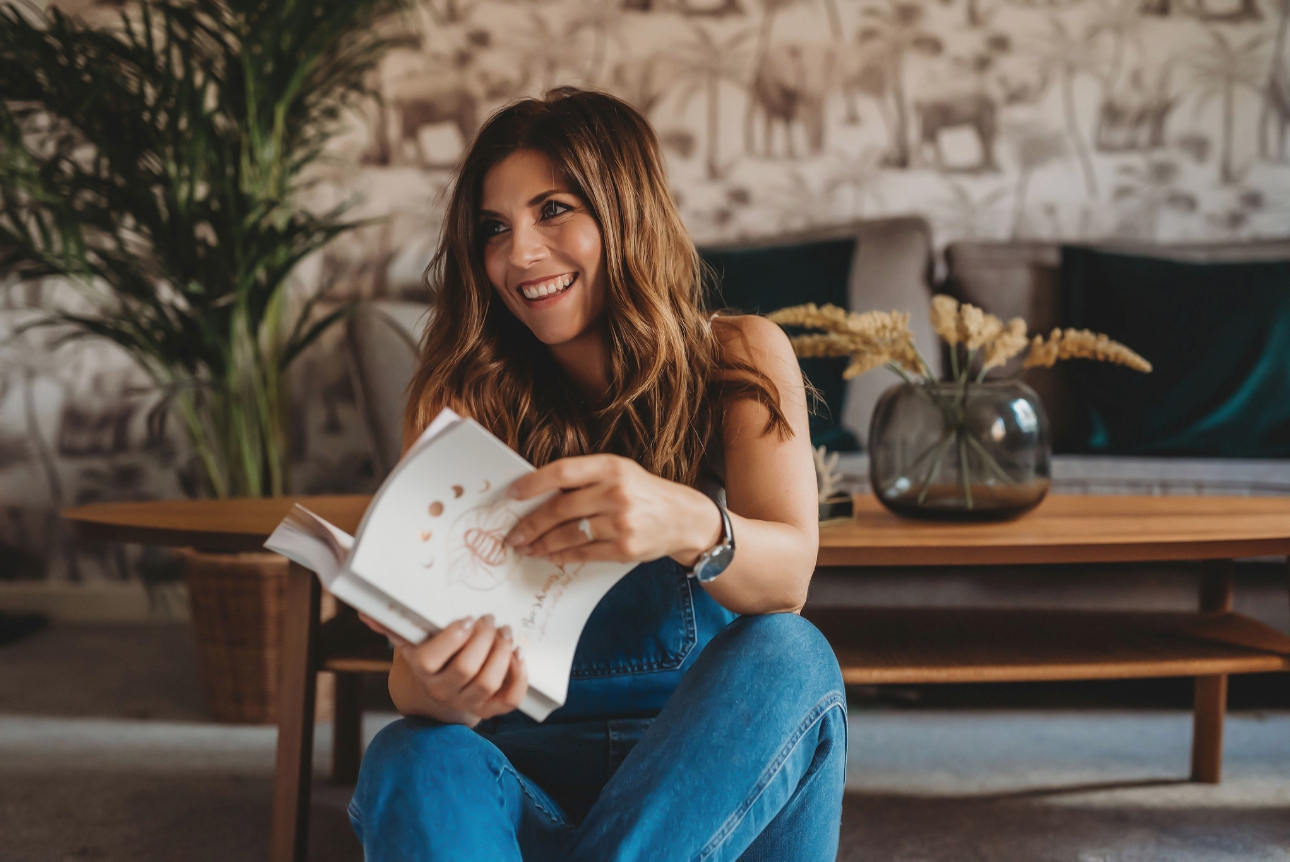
top-left (345, 418), bottom-right (635, 718)
top-left (263, 505), bottom-right (353, 588)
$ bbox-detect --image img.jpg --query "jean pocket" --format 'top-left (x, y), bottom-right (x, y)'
top-left (569, 559), bottom-right (697, 678)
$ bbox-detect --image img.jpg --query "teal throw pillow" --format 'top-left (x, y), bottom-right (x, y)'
top-left (1061, 246), bottom-right (1290, 458)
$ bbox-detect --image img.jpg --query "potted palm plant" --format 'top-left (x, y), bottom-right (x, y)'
top-left (0, 0), bottom-right (401, 721)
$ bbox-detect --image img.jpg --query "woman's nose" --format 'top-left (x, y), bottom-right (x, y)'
top-left (508, 221), bottom-right (548, 269)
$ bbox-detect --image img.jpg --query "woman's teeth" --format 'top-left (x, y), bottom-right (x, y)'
top-left (520, 273), bottom-right (575, 300)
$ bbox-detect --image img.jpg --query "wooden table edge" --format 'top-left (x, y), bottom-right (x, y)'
top-left (817, 539), bottom-right (1290, 568)
top-left (65, 519), bottom-right (270, 553)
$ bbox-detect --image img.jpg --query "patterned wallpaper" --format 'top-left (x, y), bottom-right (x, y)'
top-left (313, 0), bottom-right (1290, 291)
top-left (2, 0), bottom-right (1288, 583)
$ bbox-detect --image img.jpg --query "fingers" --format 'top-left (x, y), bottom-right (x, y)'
top-left (507, 454), bottom-right (625, 501)
top-left (398, 617), bottom-right (478, 677)
top-left (400, 617), bottom-right (526, 720)
top-left (480, 650), bottom-right (529, 718)
top-left (459, 625), bottom-right (515, 710)
top-left (506, 487), bottom-right (607, 550)
top-left (437, 615), bottom-right (498, 692)
top-left (548, 541), bottom-right (623, 567)
top-left (524, 514), bottom-right (614, 558)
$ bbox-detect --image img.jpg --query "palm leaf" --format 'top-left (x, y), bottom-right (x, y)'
top-left (0, 0), bottom-right (405, 497)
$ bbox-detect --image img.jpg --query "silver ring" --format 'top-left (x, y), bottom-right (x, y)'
top-left (577, 517), bottom-right (594, 543)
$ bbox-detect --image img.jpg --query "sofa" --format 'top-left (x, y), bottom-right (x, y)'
top-left (345, 218), bottom-right (1290, 499)
top-left (939, 237), bottom-right (1290, 497)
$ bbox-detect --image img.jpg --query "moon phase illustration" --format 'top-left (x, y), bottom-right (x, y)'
top-left (428, 501), bottom-right (444, 517)
top-left (417, 530), bottom-right (432, 542)
top-left (479, 479), bottom-right (491, 492)
top-left (446, 499), bottom-right (521, 591)
top-left (452, 485), bottom-right (464, 498)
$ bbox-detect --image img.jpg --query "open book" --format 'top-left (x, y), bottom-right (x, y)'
top-left (264, 408), bottom-right (635, 721)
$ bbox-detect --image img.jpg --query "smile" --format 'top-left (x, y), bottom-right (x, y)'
top-left (518, 272), bottom-right (576, 301)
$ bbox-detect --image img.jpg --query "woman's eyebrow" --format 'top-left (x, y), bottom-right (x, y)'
top-left (526, 188), bottom-right (566, 206)
top-left (479, 189), bottom-right (570, 219)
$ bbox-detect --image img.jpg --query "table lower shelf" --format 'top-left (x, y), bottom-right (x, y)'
top-left (316, 608), bottom-right (1290, 685)
top-left (800, 607), bottom-right (1290, 685)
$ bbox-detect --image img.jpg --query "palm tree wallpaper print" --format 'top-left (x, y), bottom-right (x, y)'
top-left (0, 0), bottom-right (1287, 587)
top-left (332, 0), bottom-right (1287, 250)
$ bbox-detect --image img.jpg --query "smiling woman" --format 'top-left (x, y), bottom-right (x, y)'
top-left (351, 88), bottom-right (846, 862)
top-left (479, 150), bottom-right (608, 359)
top-left (404, 89), bottom-right (791, 489)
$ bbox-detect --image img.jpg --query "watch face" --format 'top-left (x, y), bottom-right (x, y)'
top-left (695, 544), bottom-right (734, 582)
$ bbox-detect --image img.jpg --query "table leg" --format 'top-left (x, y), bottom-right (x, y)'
top-left (1190, 559), bottom-right (1233, 784)
top-left (331, 673), bottom-right (363, 784)
top-left (270, 562), bottom-right (320, 862)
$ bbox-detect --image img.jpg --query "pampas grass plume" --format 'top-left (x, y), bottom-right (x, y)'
top-left (1022, 328), bottom-right (1152, 373)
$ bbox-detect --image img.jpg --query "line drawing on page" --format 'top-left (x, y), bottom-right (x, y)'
top-left (445, 497), bottom-right (523, 590)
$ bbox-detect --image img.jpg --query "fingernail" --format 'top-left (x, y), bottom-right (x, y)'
top-left (459, 617), bottom-right (475, 632)
top-left (499, 625), bottom-right (512, 641)
top-left (480, 614), bottom-right (495, 627)
top-left (504, 530), bottom-right (523, 546)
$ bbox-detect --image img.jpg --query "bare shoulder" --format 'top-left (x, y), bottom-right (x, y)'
top-left (712, 313), bottom-right (797, 375)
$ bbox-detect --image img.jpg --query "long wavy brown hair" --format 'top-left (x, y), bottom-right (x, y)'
top-left (403, 88), bottom-right (789, 487)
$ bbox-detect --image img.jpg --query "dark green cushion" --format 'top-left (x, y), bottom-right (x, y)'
top-left (1060, 246), bottom-right (1290, 457)
top-left (698, 238), bottom-right (859, 451)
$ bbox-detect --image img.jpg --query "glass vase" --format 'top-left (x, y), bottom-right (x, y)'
top-left (868, 380), bottom-right (1051, 521)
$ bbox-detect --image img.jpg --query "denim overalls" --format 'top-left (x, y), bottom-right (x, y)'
top-left (350, 557), bottom-right (848, 862)
top-left (473, 557), bottom-right (737, 815)
top-left (531, 556), bottom-right (738, 718)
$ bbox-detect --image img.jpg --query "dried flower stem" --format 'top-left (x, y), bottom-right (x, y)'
top-left (967, 434), bottom-right (1019, 487)
top-left (958, 432), bottom-right (973, 509)
top-left (770, 295), bottom-right (1150, 510)
top-left (916, 432), bottom-right (957, 506)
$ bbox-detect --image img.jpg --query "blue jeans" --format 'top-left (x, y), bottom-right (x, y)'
top-left (349, 613), bottom-right (848, 861)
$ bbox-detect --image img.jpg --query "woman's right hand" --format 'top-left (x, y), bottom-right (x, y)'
top-left (359, 613), bottom-right (528, 727)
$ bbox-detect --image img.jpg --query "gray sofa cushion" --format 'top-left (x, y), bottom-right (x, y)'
top-left (345, 301), bottom-right (431, 476)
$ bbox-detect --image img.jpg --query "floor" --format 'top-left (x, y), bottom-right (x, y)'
top-left (2, 623), bottom-right (1288, 862)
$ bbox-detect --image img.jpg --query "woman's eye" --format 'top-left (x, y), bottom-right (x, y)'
top-left (481, 220), bottom-right (506, 238)
top-left (541, 200), bottom-right (571, 219)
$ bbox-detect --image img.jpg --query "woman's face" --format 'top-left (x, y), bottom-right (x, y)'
top-left (480, 149), bottom-right (607, 347)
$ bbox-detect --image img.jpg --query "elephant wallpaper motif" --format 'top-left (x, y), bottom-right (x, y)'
top-left (1, 0), bottom-right (1288, 586)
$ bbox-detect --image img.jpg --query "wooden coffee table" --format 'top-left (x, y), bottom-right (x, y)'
top-left (64, 493), bottom-right (1290, 862)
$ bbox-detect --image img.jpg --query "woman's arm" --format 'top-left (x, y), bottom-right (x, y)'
top-left (505, 314), bottom-right (819, 615)
top-left (682, 314), bottom-right (819, 613)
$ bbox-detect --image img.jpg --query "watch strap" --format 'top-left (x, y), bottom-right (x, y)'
top-left (688, 498), bottom-right (734, 582)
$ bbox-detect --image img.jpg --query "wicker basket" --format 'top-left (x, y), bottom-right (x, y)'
top-left (182, 549), bottom-right (333, 724)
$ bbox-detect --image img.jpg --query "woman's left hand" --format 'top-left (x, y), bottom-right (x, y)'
top-left (503, 454), bottom-right (721, 568)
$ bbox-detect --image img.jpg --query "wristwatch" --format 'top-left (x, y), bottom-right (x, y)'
top-left (688, 498), bottom-right (735, 583)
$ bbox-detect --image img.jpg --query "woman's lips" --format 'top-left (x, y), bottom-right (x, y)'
top-left (518, 272), bottom-right (577, 304)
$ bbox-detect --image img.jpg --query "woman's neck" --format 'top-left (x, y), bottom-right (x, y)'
top-left (549, 325), bottom-right (610, 402)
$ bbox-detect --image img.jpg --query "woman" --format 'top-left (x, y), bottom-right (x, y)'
top-left (349, 88), bottom-right (847, 862)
